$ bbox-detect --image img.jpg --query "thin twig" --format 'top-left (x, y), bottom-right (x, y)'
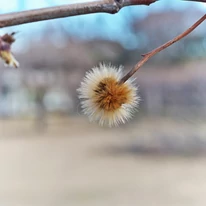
top-left (120, 14), bottom-right (206, 83)
top-left (183, 0), bottom-right (206, 2)
top-left (0, 0), bottom-right (156, 28)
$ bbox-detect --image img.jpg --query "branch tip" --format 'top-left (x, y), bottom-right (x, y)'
top-left (120, 14), bottom-right (206, 83)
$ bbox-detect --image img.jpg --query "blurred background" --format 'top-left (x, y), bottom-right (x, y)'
top-left (0, 0), bottom-right (206, 206)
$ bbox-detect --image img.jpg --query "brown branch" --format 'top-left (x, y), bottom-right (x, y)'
top-left (0, 0), bottom-right (156, 28)
top-left (183, 0), bottom-right (206, 3)
top-left (120, 14), bottom-right (206, 83)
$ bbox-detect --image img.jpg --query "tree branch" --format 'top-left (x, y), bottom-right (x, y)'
top-left (183, 0), bottom-right (206, 2)
top-left (120, 14), bottom-right (206, 83)
top-left (0, 0), bottom-right (156, 28)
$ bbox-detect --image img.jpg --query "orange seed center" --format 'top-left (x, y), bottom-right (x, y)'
top-left (93, 77), bottom-right (131, 111)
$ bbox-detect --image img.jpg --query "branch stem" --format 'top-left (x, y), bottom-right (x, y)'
top-left (0, 0), bottom-right (156, 28)
top-left (120, 14), bottom-right (206, 83)
top-left (183, 0), bottom-right (206, 2)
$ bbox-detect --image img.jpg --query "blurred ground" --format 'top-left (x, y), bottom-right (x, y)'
top-left (1, 116), bottom-right (206, 206)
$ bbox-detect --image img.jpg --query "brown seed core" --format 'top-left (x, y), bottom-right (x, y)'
top-left (93, 77), bottom-right (131, 112)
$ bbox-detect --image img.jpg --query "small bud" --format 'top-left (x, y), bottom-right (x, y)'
top-left (0, 32), bottom-right (19, 68)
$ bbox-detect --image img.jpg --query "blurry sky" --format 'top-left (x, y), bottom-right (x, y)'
top-left (0, 0), bottom-right (205, 50)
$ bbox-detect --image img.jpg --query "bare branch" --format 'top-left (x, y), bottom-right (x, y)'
top-left (183, 0), bottom-right (206, 3)
top-left (120, 14), bottom-right (206, 83)
top-left (0, 0), bottom-right (156, 28)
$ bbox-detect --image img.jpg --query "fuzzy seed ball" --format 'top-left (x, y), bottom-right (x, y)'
top-left (77, 63), bottom-right (140, 127)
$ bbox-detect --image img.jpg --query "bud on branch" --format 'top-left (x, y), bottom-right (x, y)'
top-left (0, 32), bottom-right (19, 68)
